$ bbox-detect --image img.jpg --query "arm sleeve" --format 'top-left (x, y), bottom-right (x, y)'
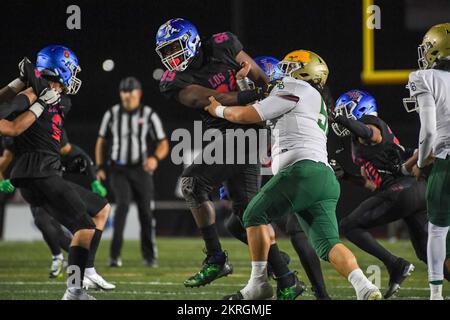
top-left (334, 115), bottom-right (373, 140)
top-left (98, 110), bottom-right (111, 138)
top-left (0, 94), bottom-right (30, 119)
top-left (149, 111), bottom-right (166, 140)
top-left (417, 93), bottom-right (436, 168)
top-left (253, 95), bottom-right (298, 121)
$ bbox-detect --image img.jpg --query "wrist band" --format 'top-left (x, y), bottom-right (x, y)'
top-left (29, 102), bottom-right (44, 118)
top-left (8, 78), bottom-right (25, 93)
top-left (215, 105), bottom-right (226, 118)
top-left (96, 164), bottom-right (106, 171)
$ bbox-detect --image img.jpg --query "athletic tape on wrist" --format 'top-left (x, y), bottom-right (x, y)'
top-left (215, 106), bottom-right (226, 118)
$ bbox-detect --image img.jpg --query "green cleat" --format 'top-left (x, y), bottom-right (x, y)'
top-left (276, 273), bottom-right (307, 300)
top-left (184, 252), bottom-right (233, 288)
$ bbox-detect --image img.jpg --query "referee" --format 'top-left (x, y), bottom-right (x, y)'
top-left (95, 77), bottom-right (169, 267)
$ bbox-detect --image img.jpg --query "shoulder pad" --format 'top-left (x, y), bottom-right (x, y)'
top-left (209, 32), bottom-right (243, 59)
top-left (408, 70), bottom-right (431, 97)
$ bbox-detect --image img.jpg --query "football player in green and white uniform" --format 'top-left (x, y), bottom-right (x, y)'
top-left (205, 50), bottom-right (382, 300)
top-left (405, 23), bottom-right (450, 300)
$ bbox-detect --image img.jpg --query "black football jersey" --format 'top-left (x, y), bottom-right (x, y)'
top-left (10, 95), bottom-right (71, 182)
top-left (351, 115), bottom-right (410, 190)
top-left (160, 32), bottom-right (258, 132)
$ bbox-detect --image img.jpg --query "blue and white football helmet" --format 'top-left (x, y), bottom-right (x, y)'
top-left (36, 45), bottom-right (81, 95)
top-left (254, 56), bottom-right (284, 80)
top-left (332, 89), bottom-right (378, 137)
top-left (155, 18), bottom-right (201, 72)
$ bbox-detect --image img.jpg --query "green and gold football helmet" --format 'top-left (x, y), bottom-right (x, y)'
top-left (278, 50), bottom-right (329, 86)
top-left (418, 23), bottom-right (450, 69)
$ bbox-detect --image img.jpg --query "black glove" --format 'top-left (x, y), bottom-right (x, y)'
top-left (64, 156), bottom-right (88, 174)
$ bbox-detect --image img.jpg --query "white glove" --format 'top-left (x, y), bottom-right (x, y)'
top-left (39, 88), bottom-right (61, 106)
top-left (29, 88), bottom-right (61, 118)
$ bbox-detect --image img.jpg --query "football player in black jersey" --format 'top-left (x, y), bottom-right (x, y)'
top-left (331, 89), bottom-right (431, 298)
top-left (156, 18), bottom-right (305, 298)
top-left (0, 132), bottom-right (111, 289)
top-left (2, 46), bottom-right (111, 300)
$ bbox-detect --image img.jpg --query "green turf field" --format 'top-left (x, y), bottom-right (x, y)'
top-left (0, 238), bottom-right (447, 300)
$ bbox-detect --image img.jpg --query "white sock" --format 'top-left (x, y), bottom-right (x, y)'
top-left (427, 223), bottom-right (449, 283)
top-left (84, 267), bottom-right (96, 276)
top-left (249, 261), bottom-right (268, 283)
top-left (240, 261), bottom-right (271, 299)
top-left (53, 253), bottom-right (64, 260)
top-left (348, 268), bottom-right (373, 296)
top-left (430, 283), bottom-right (443, 299)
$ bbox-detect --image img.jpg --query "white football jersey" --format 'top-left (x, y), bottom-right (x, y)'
top-left (253, 76), bottom-right (329, 174)
top-left (408, 69), bottom-right (450, 159)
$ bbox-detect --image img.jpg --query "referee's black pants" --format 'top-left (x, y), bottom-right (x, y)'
top-left (109, 165), bottom-right (156, 262)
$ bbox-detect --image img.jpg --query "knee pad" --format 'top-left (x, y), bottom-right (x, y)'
top-left (225, 214), bottom-right (247, 244)
top-left (181, 177), bottom-right (209, 209)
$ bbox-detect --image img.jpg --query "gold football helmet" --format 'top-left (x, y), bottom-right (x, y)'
top-left (418, 23), bottom-right (450, 69)
top-left (278, 50), bottom-right (329, 86)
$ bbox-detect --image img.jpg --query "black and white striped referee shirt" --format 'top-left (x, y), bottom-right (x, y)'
top-left (98, 104), bottom-right (166, 166)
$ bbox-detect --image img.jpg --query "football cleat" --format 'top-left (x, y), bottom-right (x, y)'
top-left (144, 259), bottom-right (158, 268)
top-left (108, 257), bottom-right (123, 268)
top-left (184, 251), bottom-right (233, 288)
top-left (49, 256), bottom-right (67, 279)
top-left (276, 272), bottom-right (307, 300)
top-left (62, 288), bottom-right (96, 300)
top-left (311, 286), bottom-right (332, 300)
top-left (83, 273), bottom-right (116, 291)
top-left (223, 291), bottom-right (244, 300)
top-left (384, 258), bottom-right (415, 299)
top-left (359, 286), bottom-right (383, 300)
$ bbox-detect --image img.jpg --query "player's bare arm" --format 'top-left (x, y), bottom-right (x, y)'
top-left (177, 84), bottom-right (239, 109)
top-left (144, 138), bottom-right (169, 172)
top-left (95, 136), bottom-right (107, 181)
top-left (0, 149), bottom-right (13, 180)
top-left (0, 83), bottom-right (23, 103)
top-left (0, 87), bottom-right (60, 136)
top-left (204, 96), bottom-right (262, 124)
